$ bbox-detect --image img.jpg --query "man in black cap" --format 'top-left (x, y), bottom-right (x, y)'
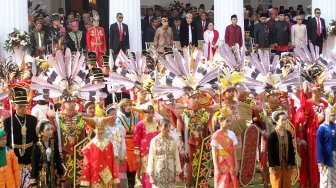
top-left (46, 13), bottom-right (62, 53)
top-left (272, 11), bottom-right (291, 55)
top-left (254, 13), bottom-right (272, 50)
top-left (4, 87), bottom-right (38, 187)
top-left (86, 51), bottom-right (98, 70)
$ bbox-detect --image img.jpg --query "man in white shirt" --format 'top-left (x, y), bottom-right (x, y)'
top-left (291, 15), bottom-right (308, 48)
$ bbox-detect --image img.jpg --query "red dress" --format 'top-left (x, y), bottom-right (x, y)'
top-left (295, 95), bottom-right (328, 187)
top-left (86, 27), bottom-right (106, 67)
top-left (81, 139), bottom-right (119, 187)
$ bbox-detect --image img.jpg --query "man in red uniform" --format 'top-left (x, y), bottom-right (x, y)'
top-left (86, 10), bottom-right (106, 67)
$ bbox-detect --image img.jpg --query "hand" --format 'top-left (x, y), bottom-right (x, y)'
top-left (175, 175), bottom-right (180, 182)
top-left (319, 163), bottom-right (328, 173)
top-left (269, 167), bottom-right (275, 174)
top-left (254, 44), bottom-right (259, 48)
top-left (235, 165), bottom-right (239, 175)
top-left (136, 155), bottom-right (140, 164)
top-left (180, 149), bottom-right (185, 157)
top-left (149, 176), bottom-right (155, 184)
top-left (308, 40), bottom-right (312, 43)
top-left (274, 43), bottom-right (278, 48)
top-left (299, 139), bottom-right (308, 150)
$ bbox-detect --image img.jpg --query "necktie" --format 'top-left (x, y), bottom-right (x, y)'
top-left (317, 18), bottom-right (321, 37)
top-left (38, 32), bottom-right (42, 48)
top-left (202, 21), bottom-right (205, 34)
top-left (119, 23), bottom-right (123, 41)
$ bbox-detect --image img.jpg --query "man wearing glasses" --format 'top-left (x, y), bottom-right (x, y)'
top-left (291, 15), bottom-right (308, 48)
top-left (153, 17), bottom-right (173, 53)
top-left (308, 8), bottom-right (326, 54)
top-left (109, 13), bottom-right (130, 56)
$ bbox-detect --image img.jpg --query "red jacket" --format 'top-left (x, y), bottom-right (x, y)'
top-left (86, 27), bottom-right (106, 53)
top-left (81, 139), bottom-right (119, 187)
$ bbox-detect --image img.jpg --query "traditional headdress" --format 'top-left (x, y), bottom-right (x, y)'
top-left (11, 87), bottom-right (29, 105)
top-left (214, 106), bottom-right (232, 123)
top-left (294, 44), bottom-right (336, 92)
top-left (50, 13), bottom-right (60, 21)
top-left (244, 49), bottom-right (300, 96)
top-left (153, 48), bottom-right (219, 101)
top-left (105, 50), bottom-right (155, 94)
top-left (87, 51), bottom-right (98, 65)
top-left (102, 55), bottom-right (110, 68)
top-left (325, 104), bottom-right (336, 124)
top-left (30, 48), bottom-right (106, 102)
top-left (217, 44), bottom-right (248, 93)
top-left (91, 67), bottom-right (104, 81)
top-left (92, 10), bottom-right (100, 21)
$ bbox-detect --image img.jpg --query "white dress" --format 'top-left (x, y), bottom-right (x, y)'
top-left (203, 30), bottom-right (219, 59)
top-left (291, 24), bottom-right (308, 47)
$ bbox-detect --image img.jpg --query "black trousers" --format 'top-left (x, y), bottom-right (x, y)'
top-left (312, 35), bottom-right (324, 54)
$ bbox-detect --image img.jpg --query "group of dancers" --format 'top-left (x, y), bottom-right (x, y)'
top-left (0, 42), bottom-right (336, 188)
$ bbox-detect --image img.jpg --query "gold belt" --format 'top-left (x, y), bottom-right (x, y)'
top-left (14, 142), bottom-right (33, 149)
top-left (91, 42), bottom-right (102, 45)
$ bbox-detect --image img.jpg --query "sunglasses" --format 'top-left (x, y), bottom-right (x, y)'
top-left (316, 12), bottom-right (321, 14)
top-left (118, 17), bottom-right (123, 18)
top-left (297, 19), bottom-right (302, 20)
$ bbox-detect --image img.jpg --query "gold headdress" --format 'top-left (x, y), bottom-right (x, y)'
top-left (214, 106), bottom-right (232, 123)
top-left (219, 67), bottom-right (245, 93)
top-left (92, 10), bottom-right (100, 21)
top-left (325, 104), bottom-right (336, 124)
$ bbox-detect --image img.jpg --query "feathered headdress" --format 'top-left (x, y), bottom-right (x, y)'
top-left (219, 67), bottom-right (245, 93)
top-left (153, 48), bottom-right (219, 101)
top-left (294, 44), bottom-right (336, 92)
top-left (105, 50), bottom-right (155, 93)
top-left (30, 48), bottom-right (106, 101)
top-left (244, 49), bottom-right (300, 95)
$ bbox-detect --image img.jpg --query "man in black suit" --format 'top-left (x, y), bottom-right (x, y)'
top-left (308, 8), bottom-right (327, 54)
top-left (180, 13), bottom-right (198, 47)
top-left (172, 17), bottom-right (181, 41)
top-left (109, 13), bottom-right (130, 55)
top-left (145, 17), bottom-right (159, 43)
top-left (143, 8), bottom-right (154, 29)
top-left (195, 12), bottom-right (208, 40)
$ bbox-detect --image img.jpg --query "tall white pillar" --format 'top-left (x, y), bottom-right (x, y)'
top-left (312, 0), bottom-right (336, 57)
top-left (0, 0), bottom-right (28, 58)
top-left (214, 0), bottom-right (244, 44)
top-left (109, 0), bottom-right (142, 52)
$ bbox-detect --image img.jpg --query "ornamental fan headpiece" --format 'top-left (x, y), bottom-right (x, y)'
top-left (30, 48), bottom-right (106, 101)
top-left (294, 44), bottom-right (336, 92)
top-left (104, 50), bottom-right (155, 93)
top-left (244, 49), bottom-right (300, 95)
top-left (153, 48), bottom-right (219, 101)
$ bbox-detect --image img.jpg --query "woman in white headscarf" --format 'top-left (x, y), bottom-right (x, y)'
top-left (203, 22), bottom-right (219, 60)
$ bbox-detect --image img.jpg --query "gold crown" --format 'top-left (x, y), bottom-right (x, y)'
top-left (214, 106), bottom-right (232, 123)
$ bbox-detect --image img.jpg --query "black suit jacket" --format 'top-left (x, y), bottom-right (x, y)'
top-left (172, 26), bottom-right (180, 41)
top-left (308, 17), bottom-right (327, 42)
top-left (180, 21), bottom-right (198, 47)
top-left (109, 22), bottom-right (130, 51)
top-left (145, 26), bottom-right (156, 42)
top-left (195, 20), bottom-right (209, 40)
top-left (4, 113), bottom-right (38, 164)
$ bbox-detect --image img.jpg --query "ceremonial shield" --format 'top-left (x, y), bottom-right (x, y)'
top-left (240, 124), bottom-right (259, 186)
top-left (73, 137), bottom-right (90, 187)
top-left (286, 121), bottom-right (300, 185)
top-left (195, 135), bottom-right (212, 188)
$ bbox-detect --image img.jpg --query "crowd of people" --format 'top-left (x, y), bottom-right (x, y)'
top-left (1, 2), bottom-right (336, 188)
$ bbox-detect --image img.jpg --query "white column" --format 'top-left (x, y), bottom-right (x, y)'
top-left (312, 0), bottom-right (336, 57)
top-left (0, 0), bottom-right (28, 58)
top-left (109, 0), bottom-right (142, 52)
top-left (214, 0), bottom-right (244, 45)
